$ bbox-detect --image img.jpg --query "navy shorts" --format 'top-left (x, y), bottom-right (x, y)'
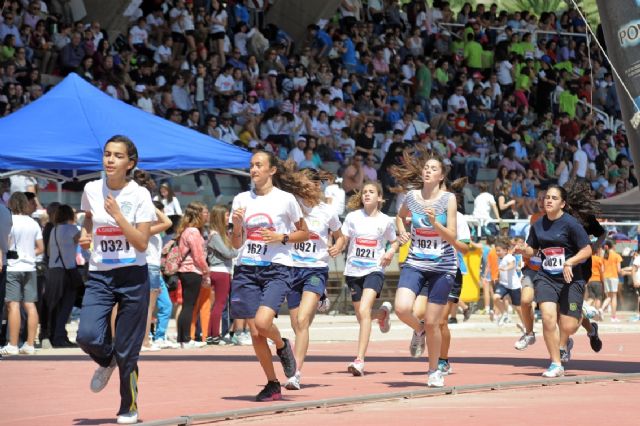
top-left (494, 284), bottom-right (522, 306)
top-left (230, 264), bottom-right (292, 319)
top-left (398, 264), bottom-right (455, 305)
top-left (534, 272), bottom-right (584, 319)
top-left (448, 269), bottom-right (463, 303)
top-left (345, 272), bottom-right (384, 302)
top-left (287, 267), bottom-right (328, 310)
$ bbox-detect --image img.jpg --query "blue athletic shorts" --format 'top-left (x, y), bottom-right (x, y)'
top-left (345, 272), bottom-right (384, 302)
top-left (398, 264), bottom-right (455, 305)
top-left (494, 284), bottom-right (522, 306)
top-left (287, 267), bottom-right (328, 310)
top-left (230, 264), bottom-right (292, 318)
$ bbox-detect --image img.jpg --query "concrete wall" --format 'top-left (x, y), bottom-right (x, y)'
top-left (266, 0), bottom-right (341, 51)
top-left (83, 0), bottom-right (131, 37)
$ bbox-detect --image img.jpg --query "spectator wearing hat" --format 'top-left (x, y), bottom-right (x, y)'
top-left (289, 137), bottom-right (307, 165)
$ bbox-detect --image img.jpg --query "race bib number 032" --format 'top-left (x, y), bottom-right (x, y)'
top-left (95, 226), bottom-right (136, 265)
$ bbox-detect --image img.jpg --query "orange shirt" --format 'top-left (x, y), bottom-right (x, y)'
top-left (525, 211), bottom-right (545, 270)
top-left (590, 255), bottom-right (603, 282)
top-left (603, 250), bottom-right (622, 279)
top-left (487, 247), bottom-right (500, 281)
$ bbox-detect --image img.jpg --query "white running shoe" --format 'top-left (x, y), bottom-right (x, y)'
top-left (0, 344), bottom-right (19, 356)
top-left (284, 371), bottom-right (301, 390)
top-left (140, 343), bottom-right (162, 352)
top-left (347, 359), bottom-right (365, 376)
top-left (154, 338), bottom-right (179, 349)
top-left (514, 332), bottom-right (536, 350)
top-left (239, 331), bottom-right (253, 346)
top-left (116, 411), bottom-right (138, 424)
top-left (542, 363), bottom-right (565, 378)
top-left (90, 358), bottom-right (117, 393)
top-left (409, 329), bottom-right (426, 358)
top-left (378, 301), bottom-right (392, 333)
top-left (181, 340), bottom-right (206, 349)
top-left (427, 369), bottom-right (445, 387)
top-left (19, 343), bottom-right (36, 355)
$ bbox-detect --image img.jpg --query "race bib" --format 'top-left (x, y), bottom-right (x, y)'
top-left (242, 228), bottom-right (271, 266)
top-left (292, 232), bottom-right (320, 264)
top-left (542, 247), bottom-right (565, 274)
top-left (95, 226), bottom-right (136, 265)
top-left (413, 228), bottom-right (442, 259)
top-left (350, 237), bottom-right (378, 268)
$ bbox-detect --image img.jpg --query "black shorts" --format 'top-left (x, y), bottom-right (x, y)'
top-left (495, 284), bottom-right (522, 306)
top-left (586, 281), bottom-right (604, 301)
top-left (209, 31), bottom-right (225, 41)
top-left (171, 31), bottom-right (186, 43)
top-left (534, 273), bottom-right (584, 319)
top-left (448, 269), bottom-right (463, 303)
top-left (345, 272), bottom-right (384, 302)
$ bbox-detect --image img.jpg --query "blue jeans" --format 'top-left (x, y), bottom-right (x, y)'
top-left (149, 265), bottom-right (172, 341)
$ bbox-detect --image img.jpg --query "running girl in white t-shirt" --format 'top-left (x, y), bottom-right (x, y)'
top-left (342, 181), bottom-right (398, 376)
top-left (284, 169), bottom-right (346, 390)
top-left (76, 136), bottom-right (156, 425)
top-left (392, 152), bottom-right (458, 388)
top-left (230, 152), bottom-right (321, 401)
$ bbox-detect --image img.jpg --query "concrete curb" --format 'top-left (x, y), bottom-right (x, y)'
top-left (139, 373), bottom-right (640, 425)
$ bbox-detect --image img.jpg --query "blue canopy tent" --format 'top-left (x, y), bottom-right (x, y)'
top-left (0, 73), bottom-right (251, 181)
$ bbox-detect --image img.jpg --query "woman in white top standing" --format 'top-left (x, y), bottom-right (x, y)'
top-left (230, 151), bottom-right (318, 401)
top-left (209, 0), bottom-right (228, 65)
top-left (76, 135), bottom-right (156, 425)
top-left (0, 192), bottom-right (43, 356)
top-left (154, 182), bottom-right (182, 239)
top-left (134, 171), bottom-right (173, 352)
top-left (341, 181), bottom-right (398, 377)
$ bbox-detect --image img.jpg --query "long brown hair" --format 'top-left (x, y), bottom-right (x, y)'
top-left (209, 204), bottom-right (231, 247)
top-left (346, 181), bottom-right (384, 211)
top-left (254, 151), bottom-right (322, 207)
top-left (175, 201), bottom-right (207, 237)
top-left (389, 145), bottom-right (449, 192)
top-left (159, 182), bottom-right (175, 203)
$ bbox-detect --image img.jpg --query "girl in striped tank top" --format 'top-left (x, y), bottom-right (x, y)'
top-left (391, 153), bottom-right (458, 388)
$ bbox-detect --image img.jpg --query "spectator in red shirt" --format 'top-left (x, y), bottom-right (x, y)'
top-left (559, 113), bottom-right (580, 143)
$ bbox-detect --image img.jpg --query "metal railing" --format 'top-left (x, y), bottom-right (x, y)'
top-left (465, 217), bottom-right (640, 240)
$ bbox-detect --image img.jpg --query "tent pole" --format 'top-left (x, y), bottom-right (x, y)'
top-left (57, 181), bottom-right (62, 203)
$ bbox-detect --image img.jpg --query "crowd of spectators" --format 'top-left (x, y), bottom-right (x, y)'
top-left (0, 0), bottom-right (638, 221)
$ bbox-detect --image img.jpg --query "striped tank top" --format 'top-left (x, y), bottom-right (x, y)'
top-left (405, 190), bottom-right (457, 273)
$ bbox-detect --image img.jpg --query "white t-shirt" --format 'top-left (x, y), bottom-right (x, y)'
top-left (48, 224), bottom-right (80, 268)
top-left (210, 10), bottom-right (227, 33)
top-left (154, 196), bottom-right (182, 216)
top-left (499, 253), bottom-right (521, 289)
top-left (215, 73), bottom-right (234, 93)
top-left (473, 192), bottom-right (496, 220)
top-left (154, 44), bottom-right (172, 64)
top-left (0, 204), bottom-right (11, 263)
top-left (146, 233), bottom-right (163, 267)
top-left (342, 209), bottom-right (396, 277)
top-left (9, 174), bottom-right (37, 194)
top-left (573, 149), bottom-right (588, 178)
top-left (169, 7), bottom-right (187, 33)
top-left (81, 179), bottom-right (156, 271)
top-left (497, 61), bottom-right (514, 85)
top-left (231, 187), bottom-right (303, 267)
top-left (7, 214), bottom-right (43, 272)
top-left (325, 184), bottom-right (346, 216)
top-left (129, 25), bottom-right (148, 45)
top-left (291, 203), bottom-right (341, 268)
top-left (633, 255), bottom-right (640, 285)
top-left (447, 94), bottom-right (468, 113)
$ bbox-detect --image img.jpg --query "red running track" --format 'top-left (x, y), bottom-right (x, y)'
top-left (1, 333), bottom-right (639, 425)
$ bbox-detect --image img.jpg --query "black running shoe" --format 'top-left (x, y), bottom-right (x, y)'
top-left (463, 308), bottom-right (471, 322)
top-left (448, 317), bottom-right (458, 324)
top-left (276, 338), bottom-right (297, 378)
top-left (589, 322), bottom-right (602, 353)
top-left (256, 380), bottom-right (282, 402)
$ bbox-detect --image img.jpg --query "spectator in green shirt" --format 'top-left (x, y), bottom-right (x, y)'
top-left (464, 33), bottom-right (484, 74)
top-left (415, 55), bottom-right (432, 107)
top-left (559, 89), bottom-right (579, 119)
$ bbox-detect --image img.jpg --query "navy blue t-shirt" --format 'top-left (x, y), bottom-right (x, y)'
top-left (526, 213), bottom-right (591, 283)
